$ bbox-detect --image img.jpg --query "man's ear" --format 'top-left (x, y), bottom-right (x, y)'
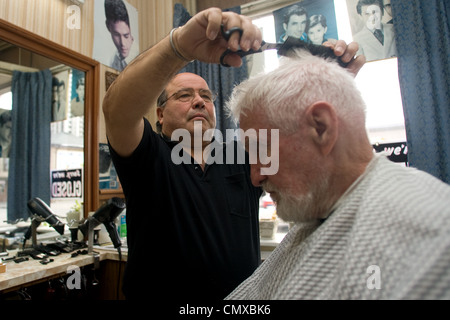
top-left (156, 107), bottom-right (164, 125)
top-left (305, 101), bottom-right (338, 156)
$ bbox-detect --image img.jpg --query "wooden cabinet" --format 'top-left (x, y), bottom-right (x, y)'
top-left (97, 259), bottom-right (126, 300)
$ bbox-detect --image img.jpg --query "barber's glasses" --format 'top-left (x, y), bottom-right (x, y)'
top-left (166, 88), bottom-right (217, 104)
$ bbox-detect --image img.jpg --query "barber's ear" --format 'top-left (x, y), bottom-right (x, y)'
top-left (305, 101), bottom-right (338, 156)
top-left (156, 107), bottom-right (164, 125)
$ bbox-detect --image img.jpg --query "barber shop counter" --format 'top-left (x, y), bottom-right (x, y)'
top-left (0, 247), bottom-right (127, 300)
top-left (0, 217), bottom-right (286, 300)
top-left (1, 240), bottom-right (284, 300)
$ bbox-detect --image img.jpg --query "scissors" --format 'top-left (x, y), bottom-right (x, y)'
top-left (220, 25), bottom-right (349, 68)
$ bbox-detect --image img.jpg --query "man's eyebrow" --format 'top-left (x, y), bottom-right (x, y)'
top-left (177, 87), bottom-right (212, 92)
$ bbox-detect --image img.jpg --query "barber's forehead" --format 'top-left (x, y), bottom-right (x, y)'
top-left (169, 73), bottom-right (209, 89)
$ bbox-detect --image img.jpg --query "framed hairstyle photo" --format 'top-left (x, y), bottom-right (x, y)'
top-left (346, 0), bottom-right (397, 62)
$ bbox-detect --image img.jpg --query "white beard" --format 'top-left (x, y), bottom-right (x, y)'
top-left (263, 174), bottom-right (333, 224)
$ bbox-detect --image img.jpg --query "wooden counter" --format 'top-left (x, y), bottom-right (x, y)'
top-left (0, 231), bottom-right (286, 299)
top-left (0, 247), bottom-right (127, 296)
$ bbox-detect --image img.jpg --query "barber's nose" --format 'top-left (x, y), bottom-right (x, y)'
top-left (193, 102), bottom-right (205, 109)
top-left (192, 94), bottom-right (206, 109)
top-left (250, 164), bottom-right (267, 187)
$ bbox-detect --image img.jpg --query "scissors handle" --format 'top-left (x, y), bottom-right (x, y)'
top-left (220, 45), bottom-right (264, 67)
top-left (220, 25), bottom-right (263, 67)
top-left (221, 25), bottom-right (242, 41)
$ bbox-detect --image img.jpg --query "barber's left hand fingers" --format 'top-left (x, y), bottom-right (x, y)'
top-left (323, 39), bottom-right (357, 59)
top-left (347, 54), bottom-right (366, 76)
top-left (323, 39), bottom-right (366, 76)
top-left (338, 41), bottom-right (359, 63)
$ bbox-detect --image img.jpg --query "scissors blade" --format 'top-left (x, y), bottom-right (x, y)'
top-left (260, 41), bottom-right (283, 52)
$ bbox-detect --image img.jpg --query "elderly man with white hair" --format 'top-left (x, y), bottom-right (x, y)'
top-left (225, 50), bottom-right (450, 300)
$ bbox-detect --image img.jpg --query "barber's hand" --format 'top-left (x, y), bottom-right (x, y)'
top-left (171, 8), bottom-right (262, 67)
top-left (323, 39), bottom-right (366, 76)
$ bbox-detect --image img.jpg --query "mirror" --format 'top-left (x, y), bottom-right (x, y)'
top-left (0, 38), bottom-right (86, 224)
top-left (0, 19), bottom-right (99, 226)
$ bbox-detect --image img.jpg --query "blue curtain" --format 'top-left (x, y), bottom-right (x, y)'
top-left (8, 70), bottom-right (52, 221)
top-left (173, 4), bottom-right (249, 138)
top-left (391, 0), bottom-right (450, 183)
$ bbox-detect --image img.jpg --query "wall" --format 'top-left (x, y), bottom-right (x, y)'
top-left (0, 0), bottom-right (178, 206)
top-left (0, 0), bottom-right (179, 142)
top-left (196, 0), bottom-right (254, 12)
top-left (0, 0), bottom-right (174, 58)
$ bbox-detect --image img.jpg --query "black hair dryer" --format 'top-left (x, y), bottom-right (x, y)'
top-left (79, 197), bottom-right (125, 252)
top-left (25, 197), bottom-right (65, 248)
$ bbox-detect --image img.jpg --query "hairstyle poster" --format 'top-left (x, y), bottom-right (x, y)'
top-left (93, 0), bottom-right (140, 72)
top-left (346, 0), bottom-right (397, 62)
top-left (273, 0), bottom-right (338, 45)
top-left (70, 69), bottom-right (85, 118)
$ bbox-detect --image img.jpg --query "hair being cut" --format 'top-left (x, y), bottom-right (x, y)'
top-left (226, 49), bottom-right (367, 134)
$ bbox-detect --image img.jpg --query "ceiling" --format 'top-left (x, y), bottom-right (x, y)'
top-left (0, 39), bottom-right (61, 92)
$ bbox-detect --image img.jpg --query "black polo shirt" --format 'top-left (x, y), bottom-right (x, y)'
top-left (109, 118), bottom-right (262, 301)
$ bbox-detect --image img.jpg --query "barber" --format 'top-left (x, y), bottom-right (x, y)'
top-left (103, 7), bottom-right (364, 300)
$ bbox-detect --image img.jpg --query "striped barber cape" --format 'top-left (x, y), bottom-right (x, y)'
top-left (226, 155), bottom-right (450, 300)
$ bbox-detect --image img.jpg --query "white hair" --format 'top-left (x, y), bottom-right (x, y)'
top-left (226, 49), bottom-right (367, 134)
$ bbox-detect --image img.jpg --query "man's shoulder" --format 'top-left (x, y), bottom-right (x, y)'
top-left (362, 156), bottom-right (450, 219)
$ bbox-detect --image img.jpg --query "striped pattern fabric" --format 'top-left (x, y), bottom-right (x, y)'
top-left (226, 155), bottom-right (450, 299)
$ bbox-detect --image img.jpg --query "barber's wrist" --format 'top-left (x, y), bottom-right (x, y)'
top-left (170, 27), bottom-right (194, 63)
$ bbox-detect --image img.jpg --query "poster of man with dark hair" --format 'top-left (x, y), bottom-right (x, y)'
top-left (346, 0), bottom-right (397, 61)
top-left (70, 69), bottom-right (85, 117)
top-left (273, 0), bottom-right (339, 45)
top-left (93, 0), bottom-right (139, 71)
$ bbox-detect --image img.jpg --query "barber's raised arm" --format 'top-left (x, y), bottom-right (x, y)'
top-left (102, 8), bottom-right (262, 157)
